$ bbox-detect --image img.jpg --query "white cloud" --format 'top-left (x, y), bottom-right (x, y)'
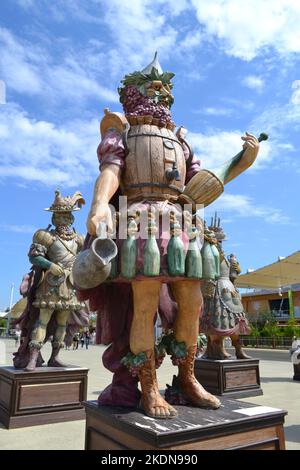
top-left (0, 80), bottom-right (5, 104)
top-left (188, 130), bottom-right (272, 170)
top-left (196, 107), bottom-right (233, 116)
top-left (191, 0), bottom-right (300, 60)
top-left (0, 28), bottom-right (43, 95)
top-left (180, 31), bottom-right (202, 50)
top-left (242, 75), bottom-right (265, 92)
top-left (16, 0), bottom-right (34, 8)
top-left (291, 80), bottom-right (300, 105)
top-left (209, 193), bottom-right (290, 224)
top-left (67, 0), bottom-right (201, 78)
top-left (222, 97), bottom-right (255, 112)
top-left (100, 0), bottom-right (179, 74)
top-left (0, 104), bottom-right (100, 187)
top-left (0, 28), bottom-right (118, 104)
top-left (0, 224), bottom-right (36, 234)
top-left (251, 83), bottom-right (300, 135)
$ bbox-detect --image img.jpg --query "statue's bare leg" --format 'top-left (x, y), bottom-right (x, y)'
top-left (31, 308), bottom-right (54, 344)
top-left (25, 308), bottom-right (54, 371)
top-left (48, 309), bottom-right (70, 367)
top-left (171, 280), bottom-right (220, 409)
top-left (130, 280), bottom-right (177, 418)
top-left (231, 334), bottom-right (252, 359)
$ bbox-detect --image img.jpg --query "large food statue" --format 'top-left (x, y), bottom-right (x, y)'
top-left (75, 53), bottom-right (265, 419)
top-left (14, 190), bottom-right (88, 371)
top-left (200, 213), bottom-right (251, 360)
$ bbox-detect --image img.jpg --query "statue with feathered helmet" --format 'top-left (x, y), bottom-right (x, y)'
top-left (13, 190), bottom-right (88, 371)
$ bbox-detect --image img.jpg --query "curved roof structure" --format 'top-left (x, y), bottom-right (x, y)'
top-left (236, 250), bottom-right (300, 289)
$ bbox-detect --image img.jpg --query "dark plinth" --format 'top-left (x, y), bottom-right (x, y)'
top-left (293, 364), bottom-right (300, 381)
top-left (194, 358), bottom-right (263, 398)
top-left (84, 399), bottom-right (286, 450)
top-left (0, 366), bottom-right (88, 429)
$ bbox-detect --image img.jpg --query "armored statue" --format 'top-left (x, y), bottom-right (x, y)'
top-left (75, 53), bottom-right (265, 419)
top-left (200, 214), bottom-right (251, 360)
top-left (14, 190), bottom-right (88, 371)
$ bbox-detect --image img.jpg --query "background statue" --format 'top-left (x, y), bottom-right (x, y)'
top-left (76, 53), bottom-right (262, 419)
top-left (14, 190), bottom-right (88, 371)
top-left (200, 213), bottom-right (251, 360)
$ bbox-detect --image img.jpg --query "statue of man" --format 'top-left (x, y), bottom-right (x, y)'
top-left (14, 190), bottom-right (87, 371)
top-left (78, 53), bottom-right (261, 419)
top-left (201, 214), bottom-right (251, 360)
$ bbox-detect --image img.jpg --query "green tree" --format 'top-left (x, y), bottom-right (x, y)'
top-left (284, 318), bottom-right (300, 338)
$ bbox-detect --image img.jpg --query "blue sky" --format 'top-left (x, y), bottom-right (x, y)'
top-left (0, 0), bottom-right (300, 309)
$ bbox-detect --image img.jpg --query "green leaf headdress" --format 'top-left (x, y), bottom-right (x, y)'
top-left (118, 52), bottom-right (175, 107)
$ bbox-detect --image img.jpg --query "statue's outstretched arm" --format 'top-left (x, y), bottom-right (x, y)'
top-left (212, 132), bottom-right (267, 184)
top-left (87, 164), bottom-right (121, 236)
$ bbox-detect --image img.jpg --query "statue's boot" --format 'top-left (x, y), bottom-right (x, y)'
top-left (178, 345), bottom-right (221, 409)
top-left (138, 350), bottom-right (178, 419)
top-left (218, 338), bottom-right (231, 359)
top-left (232, 337), bottom-right (252, 360)
top-left (47, 342), bottom-right (68, 367)
top-left (24, 345), bottom-right (40, 372)
top-left (202, 336), bottom-right (231, 360)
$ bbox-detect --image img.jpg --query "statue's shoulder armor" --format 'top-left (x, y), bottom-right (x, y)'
top-left (33, 229), bottom-right (55, 248)
top-left (100, 108), bottom-right (129, 138)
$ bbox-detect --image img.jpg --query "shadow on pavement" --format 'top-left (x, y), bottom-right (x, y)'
top-left (284, 424), bottom-right (300, 444)
top-left (260, 377), bottom-right (296, 383)
top-left (227, 348), bottom-right (290, 362)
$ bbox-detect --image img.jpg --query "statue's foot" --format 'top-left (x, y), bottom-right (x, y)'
top-left (47, 357), bottom-right (69, 368)
top-left (202, 351), bottom-right (231, 360)
top-left (235, 349), bottom-right (252, 360)
top-left (24, 344), bottom-right (40, 371)
top-left (180, 377), bottom-right (221, 409)
top-left (222, 350), bottom-right (232, 359)
top-left (24, 363), bottom-right (36, 372)
top-left (140, 392), bottom-right (178, 419)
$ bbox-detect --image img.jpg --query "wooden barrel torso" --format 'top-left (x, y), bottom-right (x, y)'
top-left (121, 125), bottom-right (186, 201)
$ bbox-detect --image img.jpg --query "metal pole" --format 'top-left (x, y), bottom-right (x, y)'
top-left (6, 283), bottom-right (14, 336)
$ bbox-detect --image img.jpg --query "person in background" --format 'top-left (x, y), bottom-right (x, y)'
top-left (91, 330), bottom-right (96, 345)
top-left (72, 333), bottom-right (80, 350)
top-left (15, 329), bottom-right (21, 348)
top-left (84, 331), bottom-right (90, 350)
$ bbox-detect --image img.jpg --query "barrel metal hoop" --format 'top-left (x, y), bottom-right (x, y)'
top-left (128, 133), bottom-right (181, 144)
top-left (123, 182), bottom-right (183, 193)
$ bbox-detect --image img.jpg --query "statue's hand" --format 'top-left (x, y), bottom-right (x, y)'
top-left (87, 202), bottom-right (113, 236)
top-left (49, 263), bottom-right (64, 276)
top-left (241, 132), bottom-right (260, 159)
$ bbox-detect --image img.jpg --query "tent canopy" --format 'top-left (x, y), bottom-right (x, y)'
top-left (236, 250), bottom-right (300, 289)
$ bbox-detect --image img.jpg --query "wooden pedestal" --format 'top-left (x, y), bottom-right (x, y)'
top-left (293, 364), bottom-right (300, 381)
top-left (84, 399), bottom-right (286, 450)
top-left (194, 358), bottom-right (263, 398)
top-left (0, 366), bottom-right (88, 429)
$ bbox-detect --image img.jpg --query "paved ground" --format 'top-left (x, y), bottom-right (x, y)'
top-left (0, 339), bottom-right (299, 450)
